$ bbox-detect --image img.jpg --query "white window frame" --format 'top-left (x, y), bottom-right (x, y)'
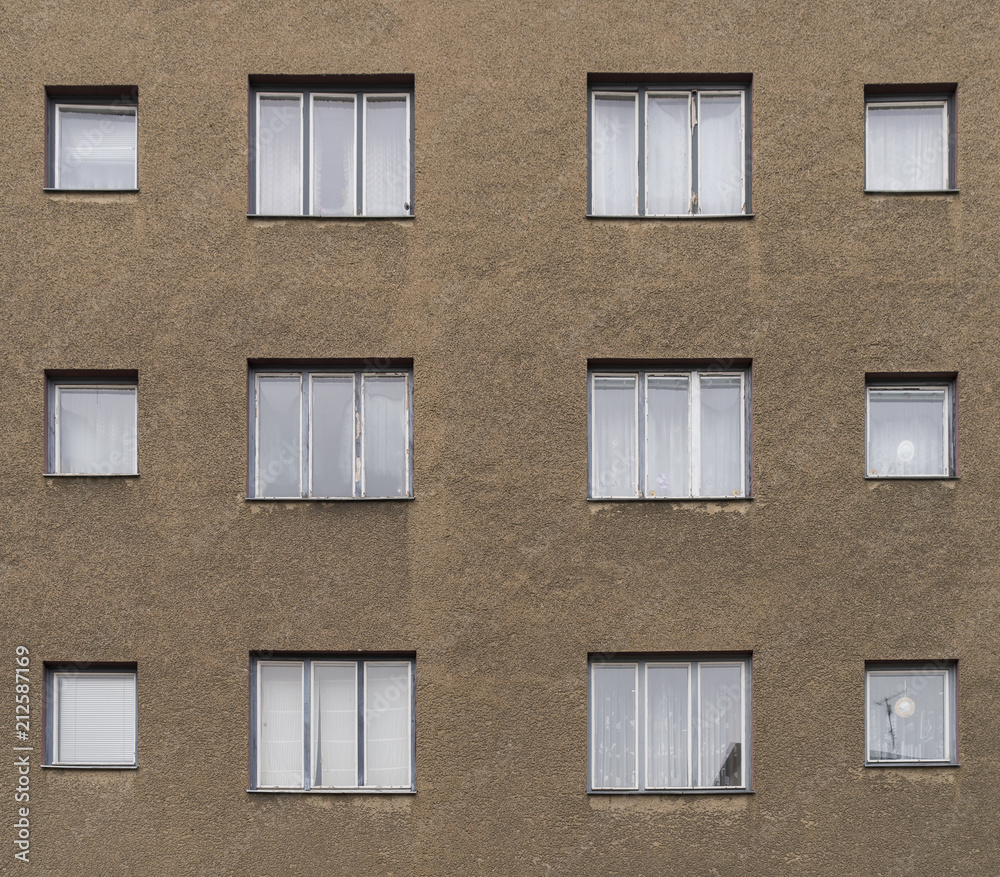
top-left (865, 380), bottom-right (955, 478)
top-left (47, 378), bottom-right (139, 476)
top-left (50, 100), bottom-right (138, 190)
top-left (588, 368), bottom-right (749, 499)
top-left (864, 94), bottom-right (954, 192)
top-left (46, 668), bottom-right (138, 768)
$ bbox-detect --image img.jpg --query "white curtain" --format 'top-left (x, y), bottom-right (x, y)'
top-left (57, 386), bottom-right (136, 475)
top-left (57, 107), bottom-right (136, 190)
top-left (699, 375), bottom-right (743, 496)
top-left (646, 375), bottom-right (690, 497)
top-left (646, 665), bottom-right (689, 788)
top-left (312, 96), bottom-right (355, 216)
top-left (591, 665), bottom-right (637, 789)
top-left (55, 673), bottom-right (136, 765)
top-left (867, 389), bottom-right (947, 476)
top-left (365, 663), bottom-right (411, 788)
top-left (591, 376), bottom-right (638, 497)
top-left (868, 671), bottom-right (946, 761)
top-left (256, 375), bottom-right (302, 497)
top-left (866, 104), bottom-right (947, 191)
top-left (258, 96), bottom-right (302, 214)
top-left (313, 663), bottom-right (358, 788)
top-left (698, 94), bottom-right (743, 214)
top-left (364, 97), bottom-right (408, 216)
top-left (592, 95), bottom-right (637, 215)
top-left (362, 375), bottom-right (408, 497)
top-left (310, 375), bottom-right (356, 497)
top-left (646, 94), bottom-right (691, 215)
top-left (258, 663), bottom-right (303, 787)
top-left (698, 664), bottom-right (743, 787)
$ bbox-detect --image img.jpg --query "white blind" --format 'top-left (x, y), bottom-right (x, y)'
top-left (312, 663), bottom-right (358, 788)
top-left (56, 386), bottom-right (137, 475)
top-left (55, 673), bottom-right (136, 765)
top-left (364, 663), bottom-right (411, 788)
top-left (364, 97), bottom-right (409, 216)
top-left (258, 663), bottom-right (304, 788)
top-left (57, 107), bottom-right (137, 189)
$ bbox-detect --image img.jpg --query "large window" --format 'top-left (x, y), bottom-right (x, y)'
top-left (45, 667), bottom-right (137, 767)
top-left (589, 81), bottom-right (749, 216)
top-left (251, 83), bottom-right (412, 217)
top-left (251, 656), bottom-right (415, 791)
top-left (589, 366), bottom-right (749, 499)
top-left (866, 662), bottom-right (957, 765)
top-left (250, 365), bottom-right (412, 499)
top-left (47, 90), bottom-right (137, 190)
top-left (589, 656), bottom-right (750, 792)
top-left (865, 378), bottom-right (955, 478)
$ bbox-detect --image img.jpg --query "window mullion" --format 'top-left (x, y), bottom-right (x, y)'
top-left (690, 373), bottom-right (700, 496)
top-left (357, 94), bottom-right (365, 216)
top-left (303, 91), bottom-right (311, 215)
top-left (638, 373), bottom-right (647, 497)
top-left (638, 660), bottom-right (646, 791)
top-left (693, 662), bottom-right (701, 787)
top-left (690, 92), bottom-right (699, 214)
top-left (358, 661), bottom-right (366, 787)
top-left (355, 374), bottom-right (364, 497)
top-left (303, 661), bottom-right (312, 790)
top-left (304, 373), bottom-right (313, 498)
top-left (637, 88), bottom-right (646, 216)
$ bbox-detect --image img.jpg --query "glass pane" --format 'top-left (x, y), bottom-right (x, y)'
top-left (591, 376), bottom-right (638, 498)
top-left (698, 94), bottom-right (744, 214)
top-left (592, 94), bottom-right (637, 215)
top-left (867, 388), bottom-right (947, 477)
top-left (699, 375), bottom-right (743, 496)
top-left (647, 665), bottom-right (689, 788)
top-left (56, 674), bottom-right (135, 765)
top-left (647, 94), bottom-right (691, 215)
top-left (868, 671), bottom-right (947, 761)
top-left (259, 664), bottom-right (303, 788)
top-left (364, 97), bottom-right (408, 216)
top-left (310, 376), bottom-right (355, 497)
top-left (312, 97), bottom-right (355, 216)
top-left (698, 664), bottom-right (743, 787)
top-left (257, 376), bottom-right (302, 497)
top-left (57, 107), bottom-right (136, 190)
top-left (365, 663), bottom-right (411, 788)
top-left (866, 104), bottom-right (947, 191)
top-left (646, 375), bottom-right (690, 497)
top-left (591, 665), bottom-right (637, 789)
top-left (56, 386), bottom-right (137, 475)
top-left (362, 375), bottom-right (408, 497)
top-left (313, 664), bottom-right (357, 788)
top-left (258, 96), bottom-right (302, 214)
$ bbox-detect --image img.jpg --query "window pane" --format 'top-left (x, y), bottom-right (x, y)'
top-left (56, 386), bottom-right (137, 475)
top-left (257, 376), bottom-right (302, 497)
top-left (591, 376), bottom-right (638, 498)
top-left (312, 97), bottom-right (355, 216)
top-left (258, 96), bottom-right (302, 215)
top-left (313, 664), bottom-right (358, 788)
top-left (646, 375), bottom-right (690, 497)
top-left (646, 94), bottom-right (691, 215)
top-left (56, 674), bottom-right (135, 765)
top-left (867, 388), bottom-right (947, 477)
top-left (310, 376), bottom-right (356, 497)
top-left (365, 663), bottom-right (411, 788)
top-left (698, 664), bottom-right (743, 787)
top-left (258, 663), bottom-right (304, 787)
top-left (592, 664), bottom-right (637, 789)
top-left (698, 94), bottom-right (743, 214)
top-left (362, 375), bottom-right (408, 497)
top-left (866, 104), bottom-right (947, 191)
top-left (364, 97), bottom-right (408, 216)
top-left (647, 665), bottom-right (689, 788)
top-left (57, 107), bottom-right (136, 190)
top-left (592, 95), bottom-right (637, 215)
top-left (699, 375), bottom-right (743, 497)
top-left (868, 671), bottom-right (946, 762)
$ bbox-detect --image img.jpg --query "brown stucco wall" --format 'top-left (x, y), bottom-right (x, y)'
top-left (2, 0), bottom-right (1000, 874)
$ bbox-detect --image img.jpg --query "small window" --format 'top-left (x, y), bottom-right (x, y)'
top-left (251, 656), bottom-right (415, 791)
top-left (865, 87), bottom-right (956, 192)
top-left (250, 365), bottom-right (412, 499)
top-left (589, 81), bottom-right (749, 216)
top-left (589, 366), bottom-right (749, 499)
top-left (589, 656), bottom-right (750, 792)
top-left (46, 375), bottom-right (138, 475)
top-left (865, 378), bottom-right (955, 478)
top-left (47, 90), bottom-right (137, 190)
top-left (866, 662), bottom-right (957, 765)
top-left (251, 83), bottom-right (412, 217)
top-left (46, 667), bottom-right (137, 767)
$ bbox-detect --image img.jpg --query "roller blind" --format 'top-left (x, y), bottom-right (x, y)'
top-left (55, 673), bottom-right (136, 765)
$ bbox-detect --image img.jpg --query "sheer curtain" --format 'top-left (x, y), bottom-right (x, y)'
top-left (313, 663), bottom-right (357, 788)
top-left (867, 389), bottom-right (947, 476)
top-left (866, 104), bottom-right (947, 191)
top-left (56, 673), bottom-right (136, 765)
top-left (867, 672), bottom-right (946, 761)
top-left (362, 375), bottom-right (408, 497)
top-left (256, 375), bottom-right (302, 497)
top-left (592, 94), bottom-right (637, 215)
top-left (699, 375), bottom-right (743, 496)
top-left (591, 665), bottom-right (637, 789)
top-left (310, 375), bottom-right (356, 497)
top-left (257, 96), bottom-right (302, 214)
top-left (698, 94), bottom-right (744, 214)
top-left (646, 665), bottom-right (689, 788)
top-left (57, 386), bottom-right (136, 475)
top-left (365, 663), bottom-right (411, 788)
top-left (646, 94), bottom-right (691, 215)
top-left (258, 664), bottom-right (303, 787)
top-left (591, 376), bottom-right (638, 497)
top-left (57, 107), bottom-right (136, 189)
top-left (312, 96), bottom-right (355, 216)
top-left (698, 664), bottom-right (743, 787)
top-left (364, 97), bottom-right (408, 216)
top-left (646, 375), bottom-right (690, 497)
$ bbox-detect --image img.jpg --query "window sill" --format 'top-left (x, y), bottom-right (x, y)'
top-left (44, 473), bottom-right (139, 478)
top-left (42, 764), bottom-right (137, 770)
top-left (864, 189), bottom-right (959, 195)
top-left (586, 213), bottom-right (754, 221)
top-left (247, 213), bottom-right (414, 221)
top-left (43, 188), bottom-right (139, 194)
top-left (865, 761), bottom-right (959, 769)
top-left (587, 495), bottom-right (752, 502)
top-left (588, 787), bottom-right (752, 795)
top-left (864, 475), bottom-right (958, 481)
top-left (247, 788), bottom-right (415, 795)
top-left (245, 495), bottom-right (414, 502)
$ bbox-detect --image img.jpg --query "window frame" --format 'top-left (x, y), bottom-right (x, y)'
top-left (588, 654), bottom-right (752, 794)
top-left (249, 83), bottom-right (414, 218)
top-left (249, 654), bottom-right (416, 793)
top-left (588, 366), bottom-right (751, 499)
top-left (587, 79), bottom-right (752, 217)
top-left (864, 661), bottom-right (958, 767)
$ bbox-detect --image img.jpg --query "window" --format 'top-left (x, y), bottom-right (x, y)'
top-left (589, 80), bottom-right (749, 216)
top-left (589, 366), bottom-right (749, 499)
top-left (866, 662), bottom-right (957, 765)
top-left (45, 667), bottom-right (137, 767)
top-left (251, 82), bottom-right (412, 216)
top-left (589, 656), bottom-right (750, 792)
top-left (250, 365), bottom-right (412, 499)
top-left (46, 374), bottom-right (138, 475)
top-left (865, 86), bottom-right (956, 192)
top-left (865, 378), bottom-right (955, 478)
top-left (46, 90), bottom-right (137, 190)
top-left (251, 656), bottom-right (415, 791)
